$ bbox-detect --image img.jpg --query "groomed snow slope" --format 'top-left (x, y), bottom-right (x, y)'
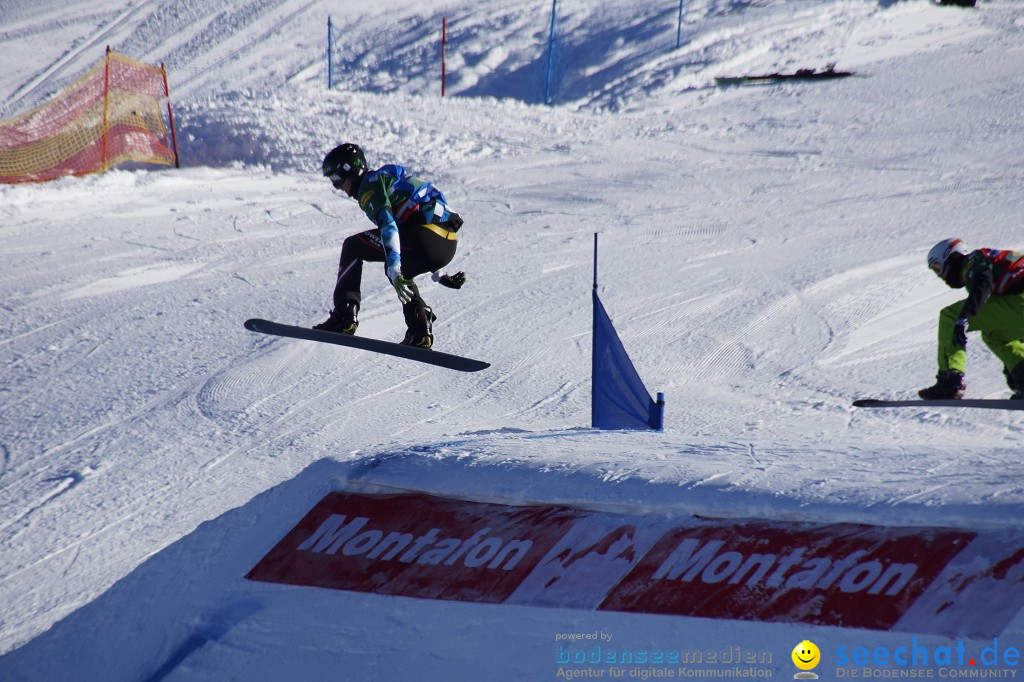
top-left (1, 0), bottom-right (1024, 679)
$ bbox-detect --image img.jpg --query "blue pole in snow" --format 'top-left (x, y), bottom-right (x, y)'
top-left (653, 392), bottom-right (666, 431)
top-left (592, 232), bottom-right (597, 429)
top-left (676, 0), bottom-right (684, 49)
top-left (543, 0), bottom-right (557, 104)
top-left (327, 16), bottom-right (333, 90)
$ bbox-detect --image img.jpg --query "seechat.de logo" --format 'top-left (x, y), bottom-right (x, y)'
top-left (792, 640), bottom-right (821, 679)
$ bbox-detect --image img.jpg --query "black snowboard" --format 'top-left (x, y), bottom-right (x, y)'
top-left (244, 318), bottom-right (489, 373)
top-left (853, 398), bottom-right (1024, 411)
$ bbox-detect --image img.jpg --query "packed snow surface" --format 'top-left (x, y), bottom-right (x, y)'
top-left (1, 0), bottom-right (1023, 679)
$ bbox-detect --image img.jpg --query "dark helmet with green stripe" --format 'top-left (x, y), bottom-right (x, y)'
top-left (322, 143), bottom-right (367, 193)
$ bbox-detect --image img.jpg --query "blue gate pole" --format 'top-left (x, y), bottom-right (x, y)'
top-left (327, 16), bottom-right (334, 89)
top-left (653, 392), bottom-right (666, 431)
top-left (676, 0), bottom-right (684, 49)
top-left (543, 0), bottom-right (557, 104)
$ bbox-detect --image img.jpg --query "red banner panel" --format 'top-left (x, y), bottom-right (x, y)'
top-left (506, 515), bottom-right (671, 609)
top-left (246, 492), bottom-right (584, 603)
top-left (598, 522), bottom-right (975, 630)
top-left (246, 491), bottom-right (1024, 636)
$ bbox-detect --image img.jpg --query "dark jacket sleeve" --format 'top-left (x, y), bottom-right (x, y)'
top-left (958, 264), bottom-right (994, 322)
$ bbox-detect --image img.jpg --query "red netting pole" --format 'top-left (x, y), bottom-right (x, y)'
top-left (102, 46), bottom-right (111, 172)
top-left (162, 63), bottom-right (180, 168)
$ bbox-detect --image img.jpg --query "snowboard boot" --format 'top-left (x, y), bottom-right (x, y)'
top-left (401, 301), bottom-right (436, 349)
top-left (313, 300), bottom-right (358, 335)
top-left (918, 370), bottom-right (966, 400)
top-left (1006, 362), bottom-right (1024, 400)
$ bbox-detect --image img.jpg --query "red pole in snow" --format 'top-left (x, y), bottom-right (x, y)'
top-left (102, 46), bottom-right (111, 172)
top-left (441, 16), bottom-right (447, 97)
top-left (161, 63), bottom-right (181, 168)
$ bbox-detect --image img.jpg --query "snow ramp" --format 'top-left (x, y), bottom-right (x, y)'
top-left (2, 431), bottom-right (1024, 682)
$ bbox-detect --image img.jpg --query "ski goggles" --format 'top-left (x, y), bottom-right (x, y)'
top-left (328, 173), bottom-right (354, 191)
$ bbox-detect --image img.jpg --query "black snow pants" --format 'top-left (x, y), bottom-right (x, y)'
top-left (331, 218), bottom-right (457, 312)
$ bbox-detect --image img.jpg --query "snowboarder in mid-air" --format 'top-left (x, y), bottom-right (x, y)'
top-left (314, 143), bottom-right (466, 349)
top-left (919, 238), bottom-right (1024, 399)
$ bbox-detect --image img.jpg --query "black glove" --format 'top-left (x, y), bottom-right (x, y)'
top-left (437, 271), bottom-right (466, 289)
top-left (953, 318), bottom-right (968, 348)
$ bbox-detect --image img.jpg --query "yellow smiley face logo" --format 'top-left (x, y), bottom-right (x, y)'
top-left (792, 640), bottom-right (820, 671)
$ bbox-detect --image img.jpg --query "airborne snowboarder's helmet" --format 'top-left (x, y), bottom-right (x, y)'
top-left (322, 143), bottom-right (367, 188)
top-left (927, 238), bottom-right (968, 279)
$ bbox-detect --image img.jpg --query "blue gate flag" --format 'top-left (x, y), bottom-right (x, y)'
top-left (592, 289), bottom-right (664, 430)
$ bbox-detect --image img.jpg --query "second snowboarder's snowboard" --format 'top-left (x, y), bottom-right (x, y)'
top-left (853, 398), bottom-right (1024, 411)
top-left (244, 318), bottom-right (490, 372)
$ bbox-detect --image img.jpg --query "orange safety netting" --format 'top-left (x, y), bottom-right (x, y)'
top-left (0, 50), bottom-right (179, 184)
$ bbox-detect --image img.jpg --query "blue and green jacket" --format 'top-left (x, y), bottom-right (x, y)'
top-left (355, 164), bottom-right (459, 281)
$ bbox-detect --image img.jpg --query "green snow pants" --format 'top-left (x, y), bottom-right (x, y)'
top-left (938, 293), bottom-right (1024, 373)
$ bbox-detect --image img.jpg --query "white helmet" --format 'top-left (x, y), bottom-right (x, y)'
top-left (927, 238), bottom-right (968, 278)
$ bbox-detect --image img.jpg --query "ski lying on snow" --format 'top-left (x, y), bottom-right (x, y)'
top-left (715, 65), bottom-right (854, 86)
top-left (244, 318), bottom-right (490, 372)
top-left (853, 398), bottom-right (1024, 410)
